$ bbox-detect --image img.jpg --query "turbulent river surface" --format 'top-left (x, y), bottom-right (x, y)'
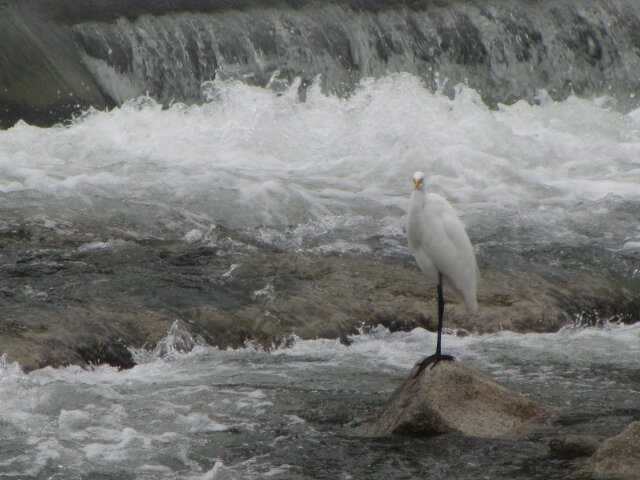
top-left (1, 75), bottom-right (639, 251)
top-left (1, 323), bottom-right (640, 479)
top-left (0, 74), bottom-right (639, 479)
top-left (2, 1), bottom-right (640, 477)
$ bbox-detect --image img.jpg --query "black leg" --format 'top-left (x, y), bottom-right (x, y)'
top-left (413, 272), bottom-right (455, 378)
top-left (435, 271), bottom-right (444, 357)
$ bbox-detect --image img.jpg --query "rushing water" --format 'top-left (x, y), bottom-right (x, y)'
top-left (1, 323), bottom-right (639, 479)
top-left (1, 75), bottom-right (639, 478)
top-left (65, 0), bottom-right (640, 110)
top-left (0, 75), bottom-right (639, 304)
top-left (1, 75), bottom-right (639, 250)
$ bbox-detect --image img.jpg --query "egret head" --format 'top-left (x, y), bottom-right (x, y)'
top-left (412, 171), bottom-right (425, 190)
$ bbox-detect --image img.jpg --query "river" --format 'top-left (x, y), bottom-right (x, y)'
top-left (1, 1), bottom-right (639, 478)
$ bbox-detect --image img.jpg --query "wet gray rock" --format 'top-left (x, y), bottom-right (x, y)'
top-left (578, 421), bottom-right (640, 479)
top-left (548, 434), bottom-right (602, 459)
top-left (357, 361), bottom-right (556, 438)
top-left (0, 305), bottom-right (176, 372)
top-left (152, 320), bottom-right (203, 357)
top-left (0, 223), bottom-right (637, 372)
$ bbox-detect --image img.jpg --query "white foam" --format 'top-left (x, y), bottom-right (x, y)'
top-left (196, 461), bottom-right (238, 480)
top-left (623, 241), bottom-right (640, 250)
top-left (0, 354), bottom-right (25, 380)
top-left (77, 239), bottom-right (132, 253)
top-left (0, 74), bottom-right (638, 249)
top-left (274, 322), bottom-right (640, 376)
top-left (83, 427), bottom-right (152, 462)
top-left (183, 228), bottom-right (204, 243)
top-left (175, 413), bottom-right (231, 433)
top-left (58, 409), bottom-right (92, 431)
top-left (0, 324), bottom-right (638, 478)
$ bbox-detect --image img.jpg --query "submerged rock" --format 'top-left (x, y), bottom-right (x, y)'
top-left (152, 320), bottom-right (204, 358)
top-left (0, 223), bottom-right (637, 372)
top-left (357, 361), bottom-right (556, 438)
top-left (548, 435), bottom-right (602, 459)
top-left (578, 421), bottom-right (640, 479)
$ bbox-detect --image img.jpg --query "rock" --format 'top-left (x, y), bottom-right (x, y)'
top-left (0, 305), bottom-right (177, 373)
top-left (357, 361), bottom-right (556, 438)
top-left (578, 421), bottom-right (640, 479)
top-left (153, 320), bottom-right (203, 357)
top-left (549, 435), bottom-right (602, 459)
top-left (75, 338), bottom-right (136, 370)
top-left (0, 223), bottom-right (637, 372)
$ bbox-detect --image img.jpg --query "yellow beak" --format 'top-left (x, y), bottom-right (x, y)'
top-left (413, 178), bottom-right (423, 190)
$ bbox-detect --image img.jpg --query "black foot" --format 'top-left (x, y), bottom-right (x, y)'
top-left (412, 353), bottom-right (455, 378)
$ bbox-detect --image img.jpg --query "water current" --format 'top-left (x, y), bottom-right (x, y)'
top-left (1, 75), bottom-right (639, 478)
top-left (1, 75), bottom-right (639, 252)
top-left (1, 323), bottom-right (639, 479)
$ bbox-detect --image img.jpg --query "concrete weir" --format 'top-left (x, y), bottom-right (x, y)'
top-left (4, 0), bottom-right (640, 128)
top-left (0, 2), bottom-right (114, 129)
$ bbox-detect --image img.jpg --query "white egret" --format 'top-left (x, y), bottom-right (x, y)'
top-left (406, 171), bottom-right (478, 376)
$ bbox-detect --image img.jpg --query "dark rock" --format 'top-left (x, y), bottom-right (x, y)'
top-left (75, 338), bottom-right (136, 370)
top-left (578, 421), bottom-right (640, 479)
top-left (548, 434), bottom-right (602, 459)
top-left (357, 361), bottom-right (556, 438)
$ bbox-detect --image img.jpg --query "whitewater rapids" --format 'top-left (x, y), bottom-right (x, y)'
top-left (0, 74), bottom-right (638, 253)
top-left (0, 74), bottom-right (639, 479)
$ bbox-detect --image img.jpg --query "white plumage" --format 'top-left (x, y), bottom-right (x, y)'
top-left (406, 171), bottom-right (478, 372)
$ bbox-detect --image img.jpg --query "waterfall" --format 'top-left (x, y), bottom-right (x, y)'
top-left (70, 0), bottom-right (640, 108)
top-left (3, 0), bottom-right (640, 128)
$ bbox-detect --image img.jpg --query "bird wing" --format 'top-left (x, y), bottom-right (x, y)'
top-left (421, 193), bottom-right (478, 311)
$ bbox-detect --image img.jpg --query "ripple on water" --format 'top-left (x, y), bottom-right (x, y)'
top-left (0, 325), bottom-right (639, 478)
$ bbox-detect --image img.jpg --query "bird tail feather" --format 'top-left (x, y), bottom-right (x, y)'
top-left (465, 295), bottom-right (478, 314)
